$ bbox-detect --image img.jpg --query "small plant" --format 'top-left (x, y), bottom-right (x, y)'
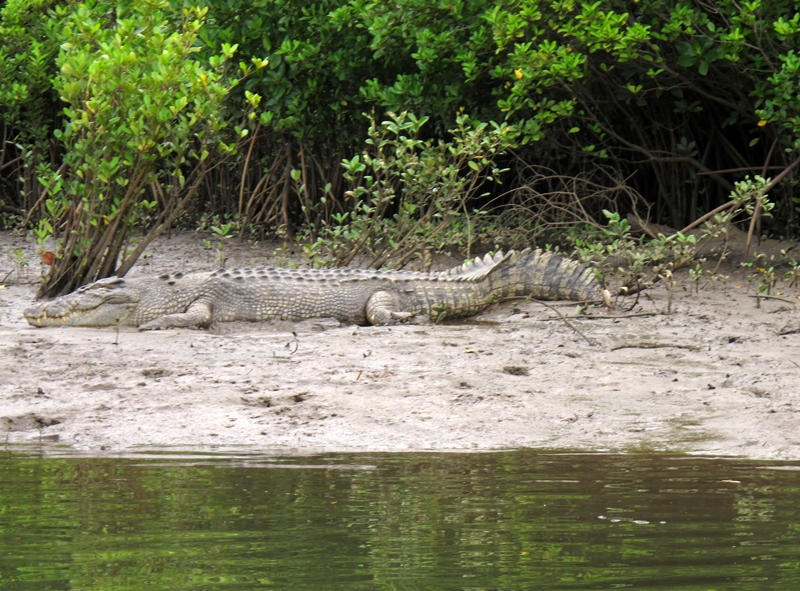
top-left (740, 260), bottom-right (757, 293)
top-left (660, 266), bottom-right (676, 314)
top-left (739, 250), bottom-right (800, 308)
top-left (210, 222), bottom-right (234, 267)
top-left (748, 253), bottom-right (779, 300)
top-left (10, 247), bottom-right (29, 279)
top-left (431, 302), bottom-right (448, 324)
top-left (2, 247), bottom-right (32, 283)
top-left (4, 417), bottom-right (13, 446)
top-left (268, 243), bottom-right (300, 269)
top-left (197, 214), bottom-right (241, 265)
top-left (759, 265), bottom-right (778, 296)
top-left (0, 212), bottom-right (25, 231)
top-left (688, 262), bottom-right (703, 294)
top-left (784, 259), bottom-right (800, 288)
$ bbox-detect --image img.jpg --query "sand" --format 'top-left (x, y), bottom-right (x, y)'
top-left (2, 230), bottom-right (799, 459)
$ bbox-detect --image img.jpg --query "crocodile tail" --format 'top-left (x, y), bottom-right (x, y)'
top-left (493, 248), bottom-right (601, 301)
top-left (443, 248), bottom-right (600, 301)
top-left (506, 248), bottom-right (602, 301)
top-left (442, 250), bottom-right (514, 279)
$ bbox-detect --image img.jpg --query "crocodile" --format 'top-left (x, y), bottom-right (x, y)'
top-left (24, 248), bottom-right (602, 330)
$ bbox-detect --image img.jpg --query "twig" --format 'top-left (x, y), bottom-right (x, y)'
top-left (696, 165), bottom-right (785, 175)
top-left (238, 123), bottom-right (261, 217)
top-left (778, 325), bottom-right (800, 336)
top-left (679, 199), bottom-right (737, 234)
top-left (539, 312), bottom-right (658, 321)
top-left (286, 331), bottom-right (299, 355)
top-left (0, 278), bottom-right (39, 285)
top-left (610, 342), bottom-right (701, 352)
top-left (530, 299), bottom-right (596, 346)
top-left (744, 195), bottom-right (762, 263)
top-left (743, 155), bottom-right (800, 262)
top-left (763, 154), bottom-right (800, 193)
top-left (746, 294), bottom-right (797, 306)
top-left (22, 162), bottom-right (67, 227)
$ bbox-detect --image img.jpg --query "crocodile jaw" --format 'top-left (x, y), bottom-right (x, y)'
top-left (24, 277), bottom-right (140, 327)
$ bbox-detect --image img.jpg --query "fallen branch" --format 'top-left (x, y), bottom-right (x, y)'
top-left (778, 324), bottom-right (800, 336)
top-left (610, 342), bottom-right (701, 352)
top-left (747, 294), bottom-right (798, 307)
top-left (530, 299), bottom-right (596, 346)
top-left (539, 312), bottom-right (658, 321)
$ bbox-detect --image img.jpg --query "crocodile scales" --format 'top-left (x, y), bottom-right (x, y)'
top-left (24, 248), bottom-right (602, 329)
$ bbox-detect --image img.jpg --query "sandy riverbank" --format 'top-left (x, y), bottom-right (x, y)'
top-left (2, 230), bottom-right (799, 458)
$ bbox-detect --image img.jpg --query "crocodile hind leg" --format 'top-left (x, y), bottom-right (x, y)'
top-left (365, 291), bottom-right (414, 326)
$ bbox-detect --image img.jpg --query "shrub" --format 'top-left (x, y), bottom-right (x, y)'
top-left (36, 0), bottom-right (265, 297)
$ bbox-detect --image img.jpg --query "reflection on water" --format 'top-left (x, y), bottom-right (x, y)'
top-left (2, 448), bottom-right (800, 590)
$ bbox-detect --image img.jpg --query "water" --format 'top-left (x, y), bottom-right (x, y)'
top-left (2, 448), bottom-right (800, 590)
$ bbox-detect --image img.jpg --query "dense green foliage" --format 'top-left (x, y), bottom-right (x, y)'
top-left (327, 0), bottom-right (800, 229)
top-left (9, 0), bottom-right (266, 296)
top-left (35, 0), bottom-right (258, 296)
top-left (0, 0), bottom-right (61, 215)
top-left (2, 0), bottom-right (800, 290)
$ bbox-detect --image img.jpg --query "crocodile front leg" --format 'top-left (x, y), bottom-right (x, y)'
top-left (365, 291), bottom-right (414, 326)
top-left (137, 299), bottom-right (214, 330)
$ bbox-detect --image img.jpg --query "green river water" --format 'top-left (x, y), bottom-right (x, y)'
top-left (2, 447), bottom-right (800, 590)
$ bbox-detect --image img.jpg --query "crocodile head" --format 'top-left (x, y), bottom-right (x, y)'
top-left (25, 277), bottom-right (141, 327)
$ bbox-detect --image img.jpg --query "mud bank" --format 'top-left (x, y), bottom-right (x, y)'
top-left (2, 231), bottom-right (799, 458)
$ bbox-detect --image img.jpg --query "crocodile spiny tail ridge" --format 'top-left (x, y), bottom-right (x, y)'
top-left (473, 248), bottom-right (601, 302)
top-left (443, 250), bottom-right (512, 278)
